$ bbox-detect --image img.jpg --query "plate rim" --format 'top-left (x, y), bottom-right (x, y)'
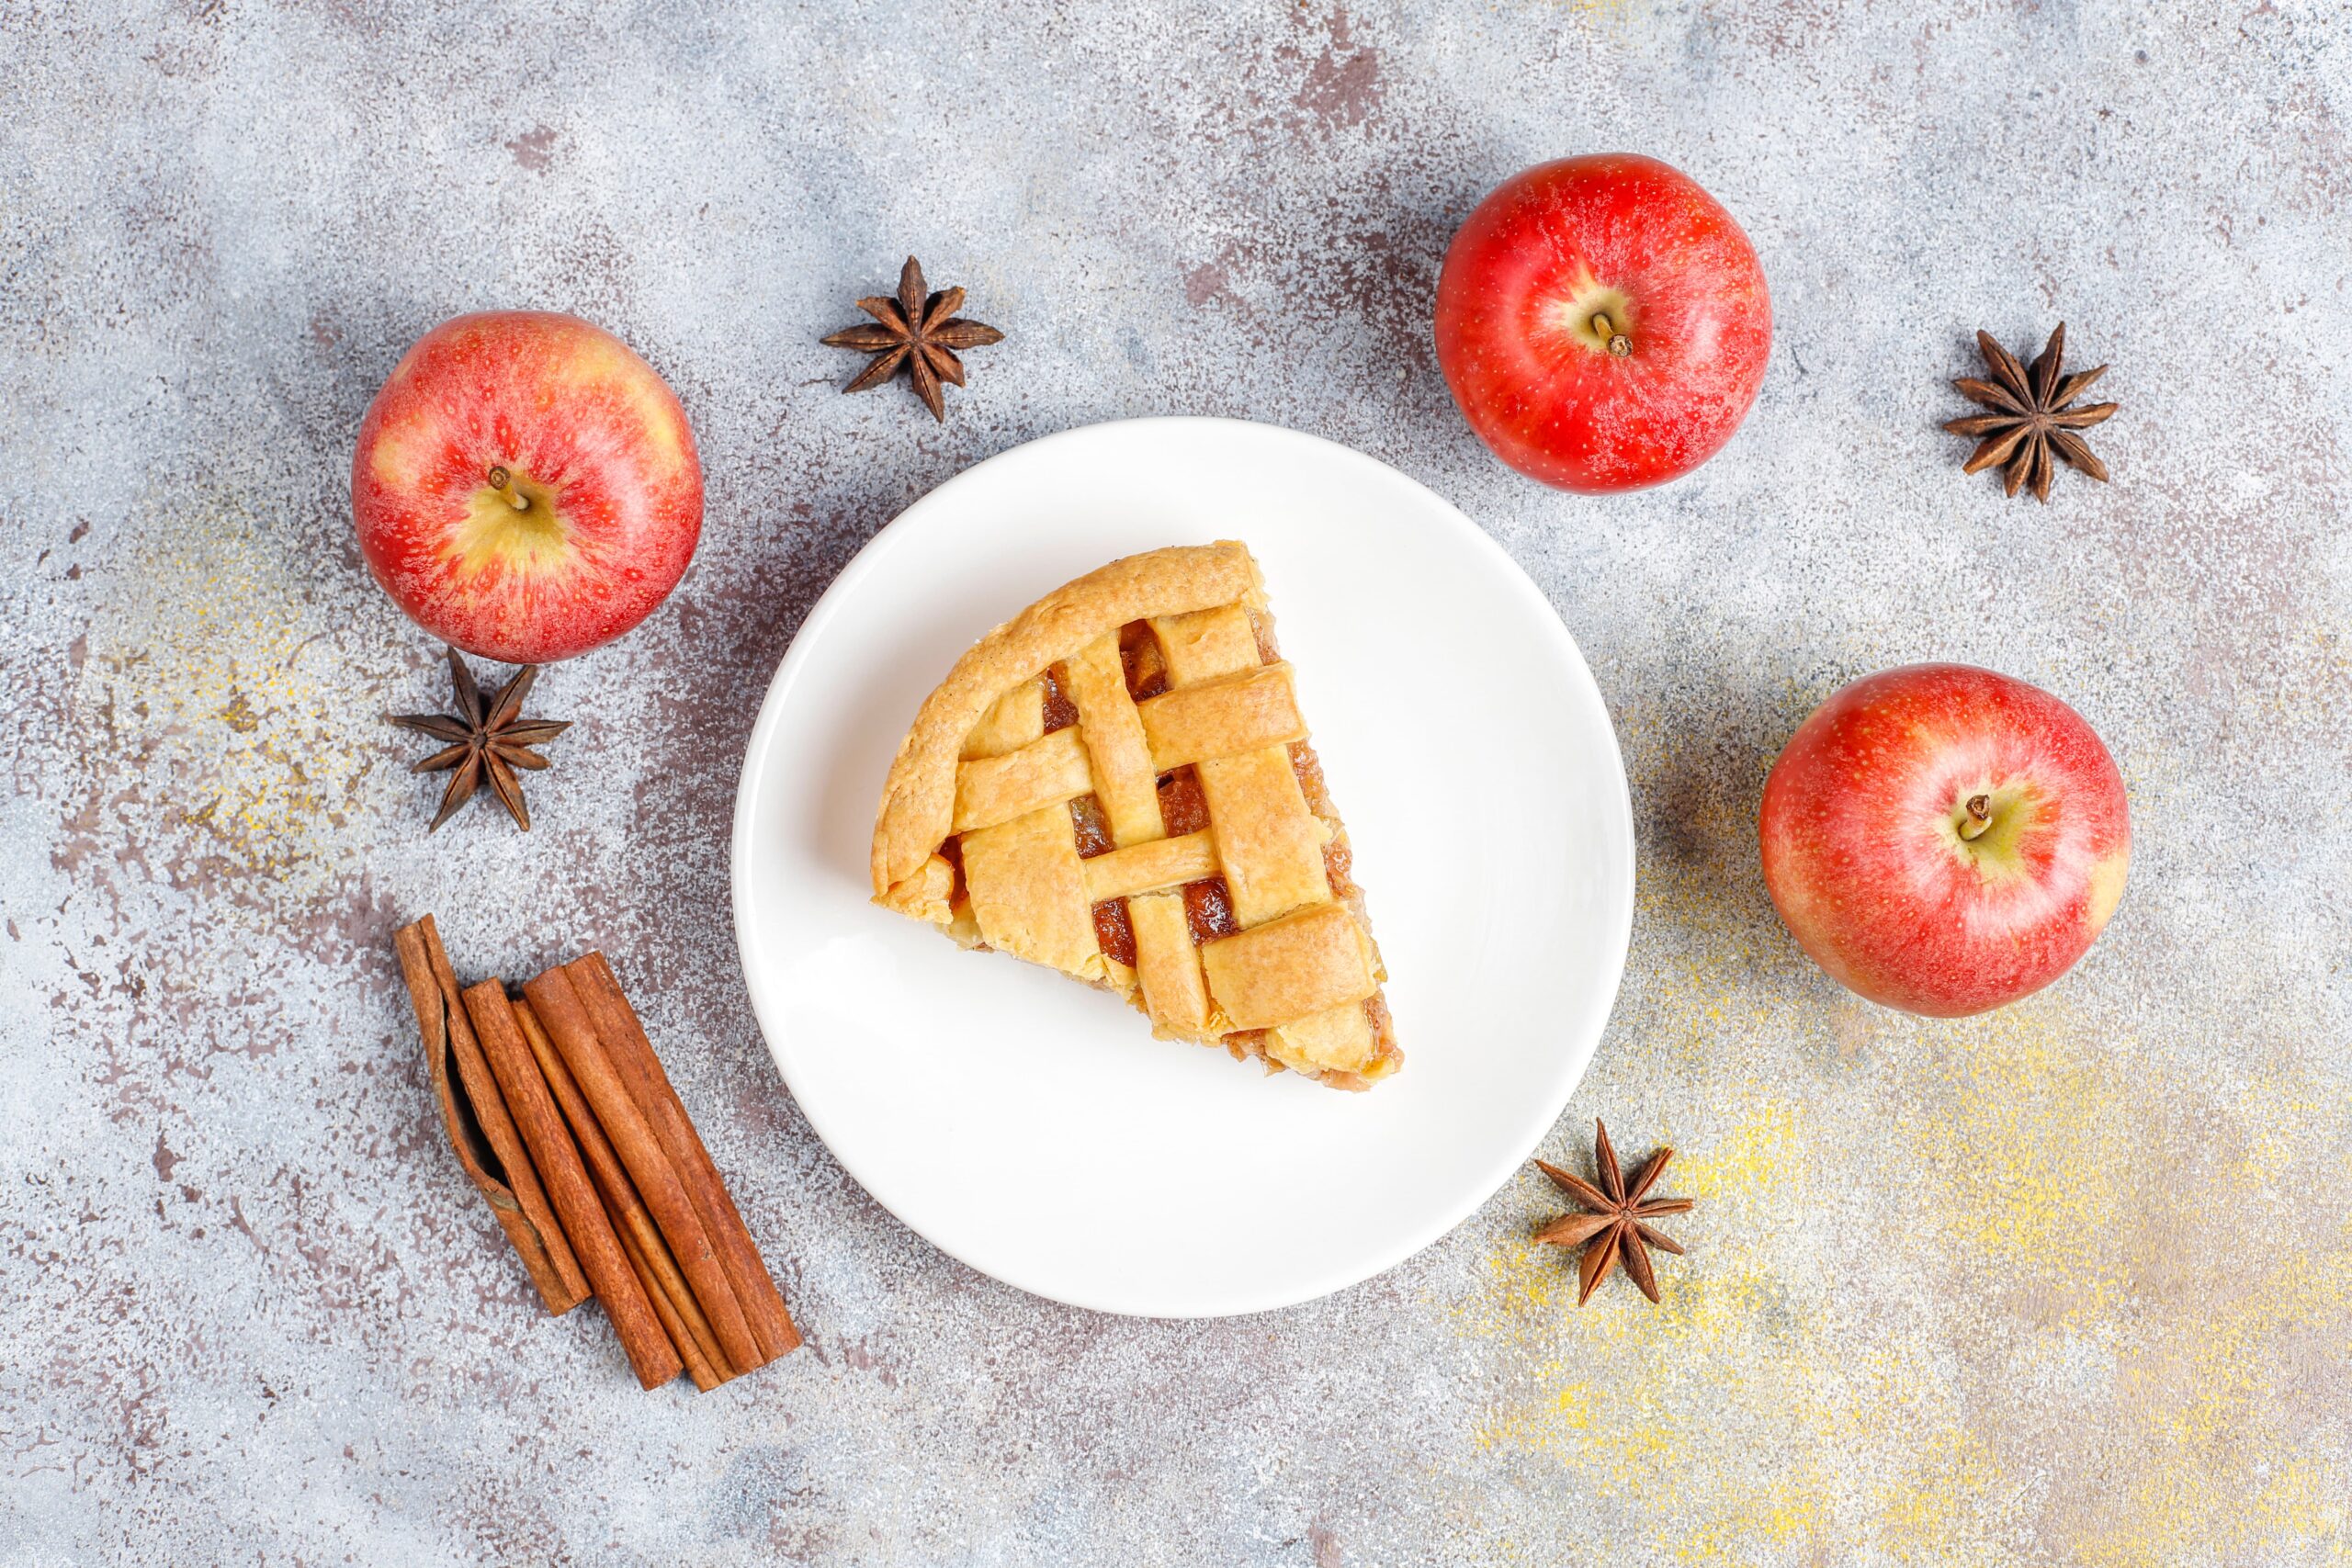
top-left (729, 413), bottom-right (1634, 1316)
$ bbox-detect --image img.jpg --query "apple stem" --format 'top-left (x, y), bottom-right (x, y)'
top-left (485, 465), bottom-right (530, 512)
top-left (1590, 312), bottom-right (1632, 357)
top-left (1959, 793), bottom-right (1994, 841)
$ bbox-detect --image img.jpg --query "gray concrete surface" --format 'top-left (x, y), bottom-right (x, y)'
top-left (4, 1), bottom-right (2349, 1562)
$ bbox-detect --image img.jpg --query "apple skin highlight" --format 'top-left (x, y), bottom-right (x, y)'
top-left (1758, 663), bottom-right (2131, 1018)
top-left (352, 310), bottom-right (703, 665)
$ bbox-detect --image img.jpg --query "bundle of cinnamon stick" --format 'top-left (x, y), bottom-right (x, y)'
top-left (393, 914), bottom-right (799, 1391)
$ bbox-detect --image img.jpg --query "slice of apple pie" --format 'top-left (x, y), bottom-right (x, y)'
top-left (871, 542), bottom-right (1400, 1089)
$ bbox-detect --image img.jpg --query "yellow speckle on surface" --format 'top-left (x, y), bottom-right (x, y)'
top-left (1451, 998), bottom-right (2352, 1562)
top-left (75, 484), bottom-right (382, 904)
top-left (1674, 1096), bottom-right (1796, 1201)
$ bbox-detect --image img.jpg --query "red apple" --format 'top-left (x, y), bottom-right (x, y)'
top-left (1758, 664), bottom-right (2130, 1018)
top-left (1433, 153), bottom-right (1771, 493)
top-left (352, 311), bottom-right (702, 664)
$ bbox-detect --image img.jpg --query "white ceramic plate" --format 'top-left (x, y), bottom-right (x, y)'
top-left (731, 417), bottom-right (1632, 1316)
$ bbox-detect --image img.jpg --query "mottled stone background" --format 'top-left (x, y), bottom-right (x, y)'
top-left (3, 0), bottom-right (2348, 1562)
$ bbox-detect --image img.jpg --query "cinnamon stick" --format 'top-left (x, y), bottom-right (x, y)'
top-left (393, 916), bottom-right (587, 1315)
top-left (566, 952), bottom-right (801, 1360)
top-left (613, 1205), bottom-right (724, 1393)
top-left (511, 995), bottom-right (729, 1392)
top-left (460, 978), bottom-right (683, 1391)
top-left (520, 966), bottom-right (763, 1375)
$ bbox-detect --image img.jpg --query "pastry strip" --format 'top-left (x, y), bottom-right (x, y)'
top-left (953, 727), bottom-right (1093, 834)
top-left (1151, 605), bottom-right (1261, 685)
top-left (1196, 750), bottom-right (1330, 927)
top-left (1058, 634), bottom-right (1163, 847)
top-left (961, 803), bottom-right (1102, 976)
top-left (1136, 664), bottom-right (1306, 772)
top-left (1082, 831), bottom-right (1218, 904)
top-left (1198, 904), bottom-right (1377, 1031)
top-left (962, 678), bottom-right (1046, 760)
top-left (1129, 892), bottom-right (1212, 1035)
top-left (1270, 1000), bottom-right (1377, 1075)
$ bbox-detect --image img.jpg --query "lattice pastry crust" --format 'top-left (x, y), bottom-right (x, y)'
top-left (872, 542), bottom-right (1401, 1089)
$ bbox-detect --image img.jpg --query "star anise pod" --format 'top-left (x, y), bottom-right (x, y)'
top-left (821, 255), bottom-right (1004, 423)
top-left (1944, 323), bottom-right (2119, 502)
top-left (389, 648), bottom-right (570, 831)
top-left (1533, 1120), bottom-right (1694, 1306)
